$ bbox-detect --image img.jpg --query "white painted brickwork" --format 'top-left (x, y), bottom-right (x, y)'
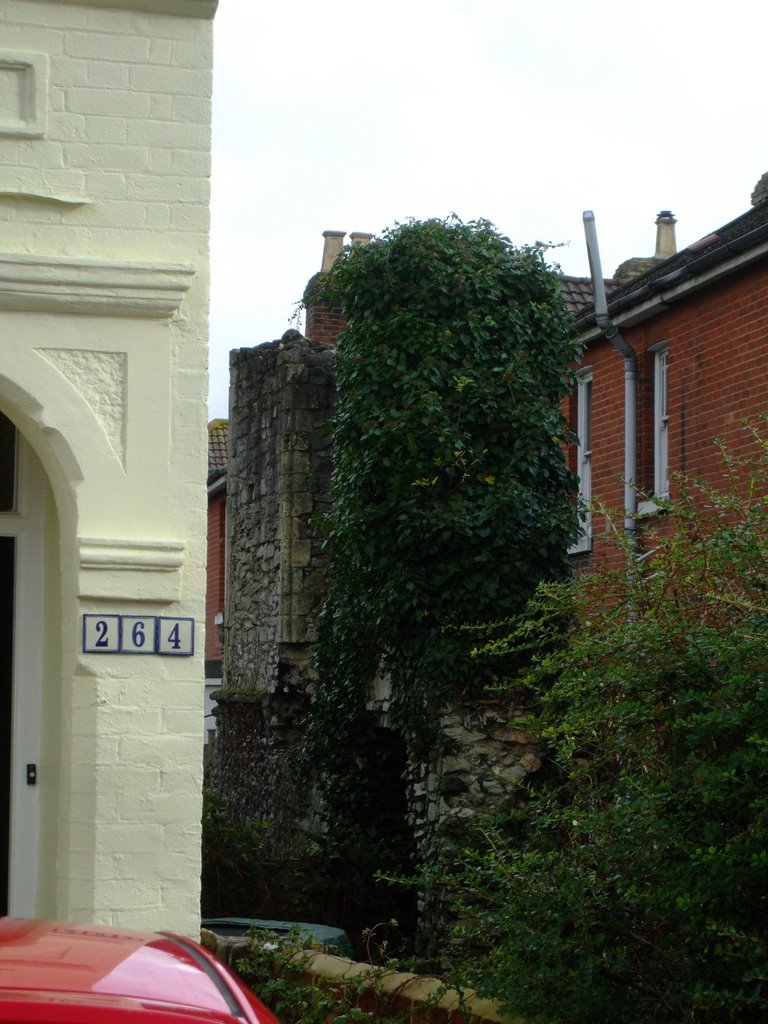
top-left (0, 0), bottom-right (215, 936)
top-left (0, 6), bottom-right (213, 259)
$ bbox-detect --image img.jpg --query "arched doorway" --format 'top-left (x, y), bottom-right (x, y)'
top-left (0, 412), bottom-right (45, 916)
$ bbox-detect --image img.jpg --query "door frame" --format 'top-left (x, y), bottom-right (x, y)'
top-left (0, 432), bottom-right (45, 916)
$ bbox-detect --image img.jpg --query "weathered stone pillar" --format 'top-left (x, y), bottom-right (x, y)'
top-left (212, 332), bottom-right (336, 839)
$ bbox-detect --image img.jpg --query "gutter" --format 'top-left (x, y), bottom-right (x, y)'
top-left (577, 221), bottom-right (768, 339)
top-left (628, 220), bottom-right (768, 302)
top-left (207, 469), bottom-right (227, 497)
top-left (583, 211), bottom-right (637, 540)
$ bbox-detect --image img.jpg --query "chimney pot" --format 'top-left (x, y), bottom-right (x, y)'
top-left (320, 230), bottom-right (346, 272)
top-left (654, 211), bottom-right (677, 259)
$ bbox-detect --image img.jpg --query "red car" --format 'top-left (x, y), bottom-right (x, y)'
top-left (0, 918), bottom-right (281, 1024)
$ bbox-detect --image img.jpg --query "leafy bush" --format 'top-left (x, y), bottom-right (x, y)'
top-left (304, 216), bottom-right (579, 956)
top-left (313, 217), bottom-right (579, 746)
top-left (238, 928), bottom-right (369, 1024)
top-left (237, 927), bottom-right (436, 1024)
top-left (448, 436), bottom-right (768, 1022)
top-left (201, 790), bottom-right (317, 920)
top-left (310, 212), bottom-right (576, 787)
top-left (201, 789), bottom-right (271, 917)
top-left (201, 786), bottom-right (416, 957)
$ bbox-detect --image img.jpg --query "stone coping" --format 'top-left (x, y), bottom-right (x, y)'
top-left (201, 932), bottom-right (523, 1024)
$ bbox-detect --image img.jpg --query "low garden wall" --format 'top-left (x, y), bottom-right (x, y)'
top-left (202, 932), bottom-right (522, 1024)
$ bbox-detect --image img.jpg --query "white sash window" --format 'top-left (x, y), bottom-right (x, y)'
top-left (654, 345), bottom-right (669, 499)
top-left (572, 368), bottom-right (593, 553)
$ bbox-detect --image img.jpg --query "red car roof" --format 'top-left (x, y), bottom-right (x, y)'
top-left (0, 920), bottom-right (279, 1024)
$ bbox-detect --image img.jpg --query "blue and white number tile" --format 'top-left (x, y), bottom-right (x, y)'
top-left (157, 616), bottom-right (194, 656)
top-left (120, 616), bottom-right (157, 654)
top-left (83, 614), bottom-right (195, 656)
top-left (83, 614), bottom-right (121, 653)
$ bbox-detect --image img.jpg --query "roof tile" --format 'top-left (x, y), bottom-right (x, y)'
top-left (208, 419), bottom-right (229, 473)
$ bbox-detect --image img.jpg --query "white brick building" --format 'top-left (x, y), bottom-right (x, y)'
top-left (0, 0), bottom-right (216, 934)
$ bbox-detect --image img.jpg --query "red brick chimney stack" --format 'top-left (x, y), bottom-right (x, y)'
top-left (304, 229), bottom-right (373, 346)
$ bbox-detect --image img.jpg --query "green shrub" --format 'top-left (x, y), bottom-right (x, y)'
top-left (201, 790), bottom-right (316, 920)
top-left (447, 435), bottom-right (768, 1022)
top-left (237, 930), bottom-right (344, 1024)
top-left (237, 927), bottom-right (433, 1024)
top-left (313, 217), bottom-right (579, 748)
top-left (201, 789), bottom-right (269, 916)
top-left (307, 219), bottom-right (578, 945)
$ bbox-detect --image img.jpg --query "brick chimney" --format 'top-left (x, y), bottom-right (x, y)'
top-left (614, 211), bottom-right (677, 282)
top-left (320, 229), bottom-right (345, 271)
top-left (654, 211), bottom-right (677, 258)
top-left (349, 231), bottom-right (374, 248)
top-left (303, 230), bottom-right (347, 345)
top-left (304, 230), bottom-right (374, 346)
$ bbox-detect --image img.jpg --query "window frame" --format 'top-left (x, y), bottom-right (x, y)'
top-left (0, 413), bottom-right (18, 514)
top-left (653, 344), bottom-right (669, 499)
top-left (571, 367), bottom-right (593, 554)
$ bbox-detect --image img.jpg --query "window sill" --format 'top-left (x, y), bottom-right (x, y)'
top-left (569, 536), bottom-right (592, 555)
top-left (637, 498), bottom-right (668, 517)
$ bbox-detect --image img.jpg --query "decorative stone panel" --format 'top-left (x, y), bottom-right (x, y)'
top-left (0, 51), bottom-right (48, 138)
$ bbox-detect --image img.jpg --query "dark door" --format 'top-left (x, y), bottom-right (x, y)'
top-left (0, 537), bottom-right (13, 915)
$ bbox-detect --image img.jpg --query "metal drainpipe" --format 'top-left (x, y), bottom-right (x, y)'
top-left (583, 211), bottom-right (637, 542)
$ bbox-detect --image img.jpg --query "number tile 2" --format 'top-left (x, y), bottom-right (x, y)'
top-left (83, 615), bottom-right (121, 653)
top-left (82, 615), bottom-right (195, 656)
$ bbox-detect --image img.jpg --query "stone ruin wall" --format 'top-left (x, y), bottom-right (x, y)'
top-left (212, 332), bottom-right (335, 838)
top-left (213, 332), bottom-right (544, 893)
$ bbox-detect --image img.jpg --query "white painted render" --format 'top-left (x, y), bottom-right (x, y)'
top-left (0, 0), bottom-right (216, 934)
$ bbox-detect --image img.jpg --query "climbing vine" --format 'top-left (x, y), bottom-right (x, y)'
top-left (309, 216), bottom-right (579, 800)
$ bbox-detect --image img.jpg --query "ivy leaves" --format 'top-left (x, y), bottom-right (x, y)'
top-left (313, 216), bottom-right (579, 747)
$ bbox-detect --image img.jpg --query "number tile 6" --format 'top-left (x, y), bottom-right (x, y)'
top-left (120, 616), bottom-right (158, 654)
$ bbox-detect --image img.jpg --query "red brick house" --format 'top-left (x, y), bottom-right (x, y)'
top-left (566, 175), bottom-right (768, 571)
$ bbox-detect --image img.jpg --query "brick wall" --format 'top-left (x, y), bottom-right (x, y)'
top-left (571, 258), bottom-right (768, 571)
top-left (204, 934), bottom-right (520, 1024)
top-left (205, 486), bottom-right (226, 662)
top-left (0, 1), bottom-right (213, 260)
top-left (303, 272), bottom-right (347, 345)
top-left (0, 0), bottom-right (213, 931)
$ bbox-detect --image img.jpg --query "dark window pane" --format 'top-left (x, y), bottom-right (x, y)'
top-left (0, 414), bottom-right (17, 512)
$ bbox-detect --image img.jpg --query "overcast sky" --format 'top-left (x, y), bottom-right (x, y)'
top-left (208, 0), bottom-right (768, 419)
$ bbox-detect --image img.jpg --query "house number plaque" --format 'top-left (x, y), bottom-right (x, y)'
top-left (82, 614), bottom-right (194, 656)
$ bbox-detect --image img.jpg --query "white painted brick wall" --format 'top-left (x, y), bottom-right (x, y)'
top-left (1, 1), bottom-right (213, 264)
top-left (0, 0), bottom-right (214, 936)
